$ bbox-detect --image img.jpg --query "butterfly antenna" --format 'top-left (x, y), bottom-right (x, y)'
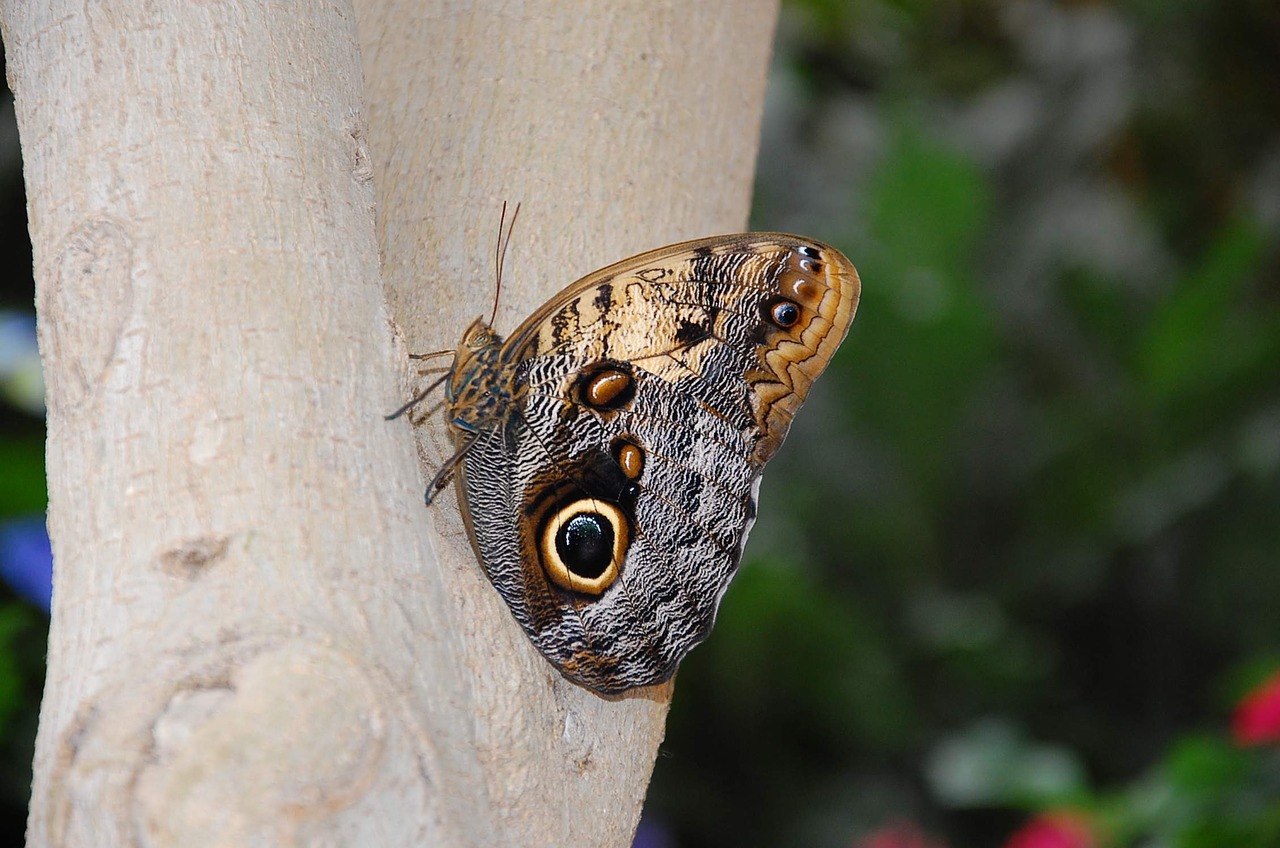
top-left (489, 201), bottom-right (521, 327)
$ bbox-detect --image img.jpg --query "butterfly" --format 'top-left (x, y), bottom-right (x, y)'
top-left (395, 215), bottom-right (859, 694)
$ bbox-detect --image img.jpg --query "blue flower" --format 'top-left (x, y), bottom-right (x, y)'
top-left (0, 516), bottom-right (52, 611)
top-left (632, 817), bottom-right (674, 848)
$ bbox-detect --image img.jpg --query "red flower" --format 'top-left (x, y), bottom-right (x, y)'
top-left (854, 819), bottom-right (946, 848)
top-left (1233, 670), bottom-right (1280, 746)
top-left (1002, 812), bottom-right (1095, 848)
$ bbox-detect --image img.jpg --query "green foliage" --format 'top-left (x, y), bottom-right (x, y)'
top-left (1096, 735), bottom-right (1280, 847)
top-left (0, 437), bottom-right (46, 515)
top-left (0, 605), bottom-right (37, 738)
top-left (1139, 219), bottom-right (1278, 408)
top-left (854, 123), bottom-right (997, 496)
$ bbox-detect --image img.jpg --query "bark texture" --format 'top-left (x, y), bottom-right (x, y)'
top-left (7, 0), bottom-right (778, 845)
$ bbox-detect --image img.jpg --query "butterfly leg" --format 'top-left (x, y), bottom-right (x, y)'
top-left (386, 370), bottom-right (452, 421)
top-left (424, 432), bottom-right (481, 505)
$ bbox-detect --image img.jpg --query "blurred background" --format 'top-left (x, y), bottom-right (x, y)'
top-left (1, 1), bottom-right (1278, 846)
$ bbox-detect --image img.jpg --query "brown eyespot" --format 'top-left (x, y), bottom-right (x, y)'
top-left (575, 362), bottom-right (636, 410)
top-left (539, 499), bottom-right (628, 595)
top-left (767, 298), bottom-right (801, 329)
top-left (612, 438), bottom-right (645, 481)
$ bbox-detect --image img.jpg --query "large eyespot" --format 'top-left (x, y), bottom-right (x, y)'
top-left (574, 361), bottom-right (636, 411)
top-left (539, 499), bottom-right (628, 595)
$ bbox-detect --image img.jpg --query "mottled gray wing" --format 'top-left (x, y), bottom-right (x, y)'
top-left (457, 234), bottom-right (860, 694)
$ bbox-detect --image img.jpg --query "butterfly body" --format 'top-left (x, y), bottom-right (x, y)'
top-left (445, 320), bottom-right (516, 434)
top-left (433, 233), bottom-right (859, 694)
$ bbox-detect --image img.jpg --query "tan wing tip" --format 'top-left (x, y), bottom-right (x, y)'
top-left (812, 239), bottom-right (860, 352)
top-left (750, 237), bottom-right (860, 465)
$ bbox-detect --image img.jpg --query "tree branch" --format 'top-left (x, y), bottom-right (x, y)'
top-left (7, 0), bottom-right (778, 844)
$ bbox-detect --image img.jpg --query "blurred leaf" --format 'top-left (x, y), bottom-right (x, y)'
top-left (840, 119), bottom-right (998, 535)
top-left (1221, 657), bottom-right (1280, 708)
top-left (0, 605), bottom-right (37, 739)
top-left (1139, 218), bottom-right (1276, 405)
top-left (1165, 735), bottom-right (1253, 793)
top-left (926, 718), bottom-right (1089, 808)
top-left (706, 556), bottom-right (918, 747)
top-left (0, 438), bottom-right (45, 515)
top-left (865, 120), bottom-right (991, 281)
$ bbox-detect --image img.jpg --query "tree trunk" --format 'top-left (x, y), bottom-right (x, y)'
top-left (5, 0), bottom-right (777, 845)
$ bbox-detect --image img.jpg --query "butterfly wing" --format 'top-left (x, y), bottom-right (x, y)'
top-left (457, 234), bottom-right (859, 693)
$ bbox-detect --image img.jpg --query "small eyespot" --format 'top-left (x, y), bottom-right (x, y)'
top-left (799, 258), bottom-right (822, 274)
top-left (768, 299), bottom-right (801, 328)
top-left (539, 499), bottom-right (628, 595)
top-left (796, 245), bottom-right (821, 258)
top-left (576, 363), bottom-right (636, 410)
top-left (613, 439), bottom-right (645, 481)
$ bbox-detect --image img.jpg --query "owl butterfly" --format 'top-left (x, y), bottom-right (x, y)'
top-left (399, 215), bottom-right (859, 694)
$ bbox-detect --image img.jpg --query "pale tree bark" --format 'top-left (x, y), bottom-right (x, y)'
top-left (6, 0), bottom-right (778, 845)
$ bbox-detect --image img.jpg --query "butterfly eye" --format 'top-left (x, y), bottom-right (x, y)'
top-left (540, 499), bottom-right (627, 595)
top-left (768, 299), bottom-right (801, 329)
top-left (465, 328), bottom-right (492, 349)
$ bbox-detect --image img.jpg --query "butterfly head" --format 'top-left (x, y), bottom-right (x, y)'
top-left (451, 317), bottom-right (503, 380)
top-left (446, 317), bottom-right (511, 434)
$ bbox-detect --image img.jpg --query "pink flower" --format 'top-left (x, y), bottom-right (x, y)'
top-left (1233, 670), bottom-right (1280, 746)
top-left (854, 819), bottom-right (946, 848)
top-left (1002, 812), bottom-right (1095, 848)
